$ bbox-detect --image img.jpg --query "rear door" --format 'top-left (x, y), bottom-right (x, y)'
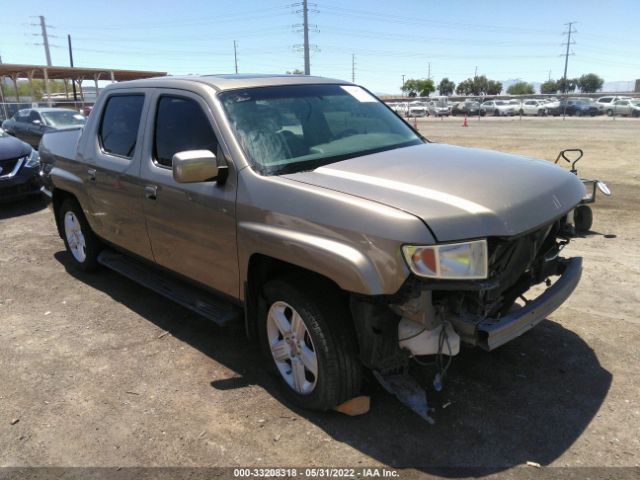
top-left (139, 89), bottom-right (238, 297)
top-left (81, 91), bottom-right (154, 259)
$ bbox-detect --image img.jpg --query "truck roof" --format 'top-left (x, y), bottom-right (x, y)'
top-left (103, 74), bottom-right (352, 92)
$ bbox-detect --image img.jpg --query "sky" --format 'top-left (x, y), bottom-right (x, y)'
top-left (0, 0), bottom-right (638, 94)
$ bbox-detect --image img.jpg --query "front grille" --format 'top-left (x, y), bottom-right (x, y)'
top-left (0, 156), bottom-right (24, 178)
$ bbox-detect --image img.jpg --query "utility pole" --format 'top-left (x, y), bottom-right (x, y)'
top-left (427, 62), bottom-right (431, 80)
top-left (474, 66), bottom-right (478, 78)
top-left (561, 21), bottom-right (577, 119)
top-left (351, 53), bottom-right (355, 83)
top-left (0, 54), bottom-right (7, 120)
top-left (302, 0), bottom-right (310, 75)
top-left (233, 40), bottom-right (238, 74)
top-left (402, 74), bottom-right (405, 98)
top-left (39, 15), bottom-right (52, 66)
top-left (68, 34), bottom-right (77, 101)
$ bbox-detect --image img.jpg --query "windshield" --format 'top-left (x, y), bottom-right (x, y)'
top-left (219, 84), bottom-right (422, 175)
top-left (41, 110), bottom-right (86, 127)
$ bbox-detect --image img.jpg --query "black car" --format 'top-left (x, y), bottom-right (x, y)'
top-left (0, 128), bottom-right (42, 202)
top-left (451, 101), bottom-right (481, 116)
top-left (547, 99), bottom-right (600, 117)
top-left (1, 108), bottom-right (86, 149)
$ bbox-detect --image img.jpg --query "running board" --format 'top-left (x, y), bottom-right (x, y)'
top-left (97, 250), bottom-right (242, 327)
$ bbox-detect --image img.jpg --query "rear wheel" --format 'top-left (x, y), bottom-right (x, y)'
top-left (59, 198), bottom-right (101, 272)
top-left (494, 109), bottom-right (500, 116)
top-left (259, 277), bottom-right (362, 411)
top-left (606, 109), bottom-right (614, 117)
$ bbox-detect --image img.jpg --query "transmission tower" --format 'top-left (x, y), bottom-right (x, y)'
top-left (30, 16), bottom-right (54, 66)
top-left (293, 1), bottom-right (318, 75)
top-left (561, 22), bottom-right (577, 95)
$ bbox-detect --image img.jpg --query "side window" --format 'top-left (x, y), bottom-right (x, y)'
top-left (16, 110), bottom-right (29, 122)
top-left (99, 95), bottom-right (145, 158)
top-left (153, 96), bottom-right (218, 168)
top-left (28, 111), bottom-right (42, 124)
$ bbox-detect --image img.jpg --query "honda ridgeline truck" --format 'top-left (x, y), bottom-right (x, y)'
top-left (40, 75), bottom-right (584, 412)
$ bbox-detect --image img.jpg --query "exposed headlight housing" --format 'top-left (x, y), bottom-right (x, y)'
top-left (402, 240), bottom-right (488, 280)
top-left (24, 149), bottom-right (40, 168)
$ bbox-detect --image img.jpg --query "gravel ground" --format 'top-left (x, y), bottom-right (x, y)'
top-left (0, 117), bottom-right (638, 478)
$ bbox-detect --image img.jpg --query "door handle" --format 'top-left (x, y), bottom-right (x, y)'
top-left (87, 168), bottom-right (96, 182)
top-left (145, 185), bottom-right (158, 200)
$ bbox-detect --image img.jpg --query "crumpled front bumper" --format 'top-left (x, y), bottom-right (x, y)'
top-left (476, 257), bottom-right (582, 350)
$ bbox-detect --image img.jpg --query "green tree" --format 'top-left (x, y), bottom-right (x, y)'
top-left (285, 69), bottom-right (304, 74)
top-left (577, 73), bottom-right (604, 93)
top-left (455, 79), bottom-right (472, 95)
top-left (437, 77), bottom-right (456, 96)
top-left (401, 78), bottom-right (435, 97)
top-left (557, 78), bottom-right (578, 93)
top-left (486, 79), bottom-right (503, 95)
top-left (540, 79), bottom-right (558, 94)
top-left (506, 81), bottom-right (535, 95)
top-left (454, 75), bottom-right (501, 96)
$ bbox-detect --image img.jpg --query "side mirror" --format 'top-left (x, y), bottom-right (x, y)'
top-left (172, 150), bottom-right (227, 184)
top-left (32, 119), bottom-right (42, 126)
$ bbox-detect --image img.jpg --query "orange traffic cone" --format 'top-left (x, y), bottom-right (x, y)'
top-left (413, 116), bottom-right (418, 130)
top-left (462, 114), bottom-right (468, 127)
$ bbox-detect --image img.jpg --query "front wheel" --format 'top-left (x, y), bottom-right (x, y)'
top-left (59, 198), bottom-right (102, 272)
top-left (574, 205), bottom-right (593, 232)
top-left (259, 277), bottom-right (362, 411)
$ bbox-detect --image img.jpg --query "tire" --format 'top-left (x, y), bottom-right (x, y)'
top-left (58, 198), bottom-right (102, 272)
top-left (494, 109), bottom-right (500, 116)
top-left (606, 109), bottom-right (613, 117)
top-left (574, 205), bottom-right (593, 232)
top-left (259, 276), bottom-right (362, 411)
top-left (538, 109), bottom-right (545, 116)
top-left (519, 109), bottom-right (524, 116)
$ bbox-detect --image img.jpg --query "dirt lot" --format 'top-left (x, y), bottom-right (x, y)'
top-left (1, 116), bottom-right (639, 477)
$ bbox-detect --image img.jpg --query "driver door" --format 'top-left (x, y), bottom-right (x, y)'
top-left (140, 89), bottom-right (239, 298)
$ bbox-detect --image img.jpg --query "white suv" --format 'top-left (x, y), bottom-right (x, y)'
top-left (595, 96), bottom-right (630, 113)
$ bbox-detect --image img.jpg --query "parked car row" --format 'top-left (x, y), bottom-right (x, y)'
top-left (387, 100), bottom-right (452, 117)
top-left (1, 108), bottom-right (86, 149)
top-left (386, 96), bottom-right (640, 118)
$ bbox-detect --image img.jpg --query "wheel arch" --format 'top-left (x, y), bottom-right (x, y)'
top-left (52, 188), bottom-right (79, 238)
top-left (243, 253), bottom-right (352, 341)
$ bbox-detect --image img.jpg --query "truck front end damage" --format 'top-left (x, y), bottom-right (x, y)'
top-left (350, 215), bottom-right (581, 371)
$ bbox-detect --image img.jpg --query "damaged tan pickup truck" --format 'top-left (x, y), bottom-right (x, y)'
top-left (40, 75), bottom-right (585, 417)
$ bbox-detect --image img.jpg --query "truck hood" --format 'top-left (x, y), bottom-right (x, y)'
top-left (283, 143), bottom-right (585, 241)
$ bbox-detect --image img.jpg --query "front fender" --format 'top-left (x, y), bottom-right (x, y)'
top-left (238, 222), bottom-right (387, 296)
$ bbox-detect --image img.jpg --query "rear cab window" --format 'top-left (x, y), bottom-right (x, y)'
top-left (153, 95), bottom-right (219, 168)
top-left (99, 95), bottom-right (145, 158)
